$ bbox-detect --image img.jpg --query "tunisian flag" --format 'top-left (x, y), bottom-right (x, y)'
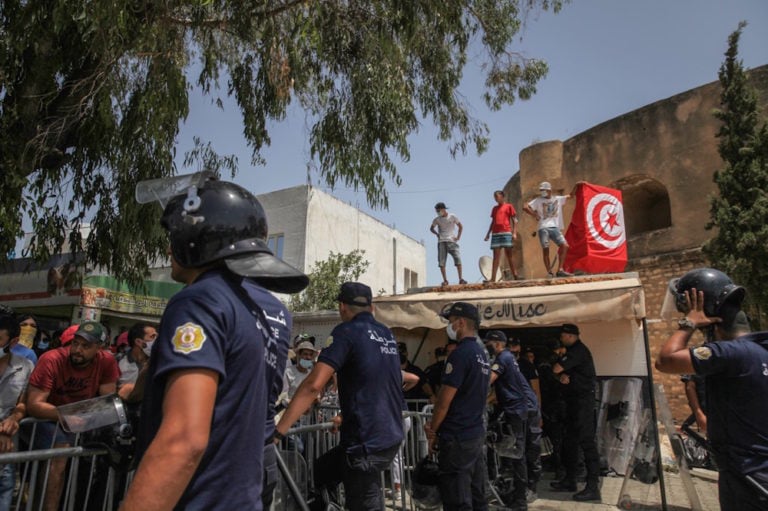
top-left (563, 183), bottom-right (627, 274)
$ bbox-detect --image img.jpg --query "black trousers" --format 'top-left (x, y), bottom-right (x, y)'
top-left (562, 394), bottom-right (600, 487)
top-left (718, 469), bottom-right (768, 511)
top-left (438, 434), bottom-right (489, 511)
top-left (314, 443), bottom-right (399, 511)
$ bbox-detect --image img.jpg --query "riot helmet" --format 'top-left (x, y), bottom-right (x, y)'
top-left (670, 268), bottom-right (745, 325)
top-left (410, 456), bottom-right (441, 509)
top-left (138, 172), bottom-right (309, 293)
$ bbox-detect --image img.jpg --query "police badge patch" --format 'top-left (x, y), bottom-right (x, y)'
top-left (172, 323), bottom-right (207, 354)
top-left (445, 362), bottom-right (453, 374)
top-left (692, 346), bottom-right (712, 360)
top-left (492, 364), bottom-right (500, 372)
top-left (325, 336), bottom-right (334, 348)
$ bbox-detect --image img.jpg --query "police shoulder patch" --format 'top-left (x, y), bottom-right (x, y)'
top-left (491, 364), bottom-right (500, 372)
top-left (172, 323), bottom-right (207, 354)
top-left (445, 362), bottom-right (453, 375)
top-left (325, 336), bottom-right (333, 348)
top-left (692, 346), bottom-right (712, 361)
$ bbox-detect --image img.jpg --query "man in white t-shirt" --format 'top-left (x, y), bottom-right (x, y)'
top-left (430, 202), bottom-right (466, 286)
top-left (523, 181), bottom-right (581, 278)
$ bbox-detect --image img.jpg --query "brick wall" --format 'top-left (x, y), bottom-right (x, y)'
top-left (627, 248), bottom-right (707, 423)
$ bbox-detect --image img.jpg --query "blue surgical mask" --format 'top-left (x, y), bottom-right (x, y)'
top-left (299, 359), bottom-right (314, 370)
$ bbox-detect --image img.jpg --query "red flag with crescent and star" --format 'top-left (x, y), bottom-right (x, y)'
top-left (563, 182), bottom-right (627, 274)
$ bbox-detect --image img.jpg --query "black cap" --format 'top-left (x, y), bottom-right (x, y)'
top-left (337, 282), bottom-right (372, 306)
top-left (484, 330), bottom-right (507, 343)
top-left (549, 339), bottom-right (564, 350)
top-left (434, 202), bottom-right (447, 210)
top-left (561, 323), bottom-right (580, 335)
top-left (439, 302), bottom-right (479, 323)
top-left (506, 337), bottom-right (520, 347)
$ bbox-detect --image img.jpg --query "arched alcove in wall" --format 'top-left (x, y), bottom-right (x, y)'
top-left (612, 175), bottom-right (672, 236)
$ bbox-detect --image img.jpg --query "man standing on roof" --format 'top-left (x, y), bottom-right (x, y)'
top-left (431, 202), bottom-right (467, 286)
top-left (121, 176), bottom-right (307, 511)
top-left (523, 181), bottom-right (583, 278)
top-left (484, 190), bottom-right (521, 282)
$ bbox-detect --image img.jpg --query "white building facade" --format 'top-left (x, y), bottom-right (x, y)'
top-left (257, 185), bottom-right (426, 296)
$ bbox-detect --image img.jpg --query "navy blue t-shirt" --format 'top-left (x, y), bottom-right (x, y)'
top-left (318, 311), bottom-right (404, 455)
top-left (691, 332), bottom-right (768, 476)
top-left (439, 337), bottom-right (490, 440)
top-left (138, 269), bottom-right (287, 510)
top-left (491, 350), bottom-right (528, 419)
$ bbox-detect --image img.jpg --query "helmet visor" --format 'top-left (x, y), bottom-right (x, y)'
top-left (660, 278), bottom-right (686, 319)
top-left (135, 171), bottom-right (215, 208)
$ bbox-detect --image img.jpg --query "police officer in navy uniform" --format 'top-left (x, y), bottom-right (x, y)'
top-left (485, 330), bottom-right (530, 510)
top-left (656, 268), bottom-right (768, 510)
top-left (550, 323), bottom-right (601, 502)
top-left (275, 282), bottom-right (404, 511)
top-left (425, 302), bottom-right (491, 511)
top-left (123, 175), bottom-right (308, 511)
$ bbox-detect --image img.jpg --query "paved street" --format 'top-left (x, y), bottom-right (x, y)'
top-left (529, 468), bottom-right (720, 511)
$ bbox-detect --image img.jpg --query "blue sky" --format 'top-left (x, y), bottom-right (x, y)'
top-left (176, 0), bottom-right (768, 286)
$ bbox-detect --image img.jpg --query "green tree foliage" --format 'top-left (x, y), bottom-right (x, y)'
top-left (704, 22), bottom-right (768, 327)
top-left (290, 250), bottom-right (369, 312)
top-left (0, 0), bottom-right (563, 283)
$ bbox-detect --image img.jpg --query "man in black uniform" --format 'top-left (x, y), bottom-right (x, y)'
top-left (550, 323), bottom-right (601, 502)
top-left (656, 268), bottom-right (768, 510)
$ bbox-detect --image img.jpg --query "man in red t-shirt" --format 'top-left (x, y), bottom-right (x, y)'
top-left (27, 321), bottom-right (119, 511)
top-left (484, 190), bottom-right (520, 282)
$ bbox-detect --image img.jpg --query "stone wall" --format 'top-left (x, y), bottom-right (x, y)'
top-left (508, 64), bottom-right (768, 422)
top-left (627, 248), bottom-right (708, 421)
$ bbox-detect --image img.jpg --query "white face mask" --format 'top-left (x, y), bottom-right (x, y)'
top-left (446, 322), bottom-right (457, 340)
top-left (540, 190), bottom-right (548, 198)
top-left (141, 340), bottom-right (155, 357)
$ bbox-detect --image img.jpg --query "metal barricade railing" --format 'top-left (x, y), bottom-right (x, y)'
top-left (1, 407), bottom-right (437, 511)
top-left (277, 406), bottom-right (434, 511)
top-left (0, 418), bottom-right (131, 511)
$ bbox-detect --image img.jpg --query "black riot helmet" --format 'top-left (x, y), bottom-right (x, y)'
top-left (157, 177), bottom-right (309, 294)
top-left (671, 268), bottom-right (745, 325)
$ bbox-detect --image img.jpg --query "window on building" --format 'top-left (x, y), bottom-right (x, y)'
top-left (267, 233), bottom-right (284, 259)
top-left (613, 175), bottom-right (672, 236)
top-left (404, 268), bottom-right (418, 290)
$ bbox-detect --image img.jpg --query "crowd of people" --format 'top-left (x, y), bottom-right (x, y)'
top-left (0, 172), bottom-right (765, 511)
top-left (431, 181), bottom-right (586, 285)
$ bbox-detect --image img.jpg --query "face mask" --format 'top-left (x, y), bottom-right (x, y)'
top-left (446, 322), bottom-right (457, 340)
top-left (37, 340), bottom-right (50, 351)
top-left (141, 340), bottom-right (155, 357)
top-left (18, 325), bottom-right (37, 348)
top-left (299, 358), bottom-right (314, 370)
top-left (540, 191), bottom-right (548, 198)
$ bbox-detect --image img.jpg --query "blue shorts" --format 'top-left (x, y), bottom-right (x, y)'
top-left (33, 421), bottom-right (76, 449)
top-left (538, 227), bottom-right (566, 248)
top-left (490, 233), bottom-right (513, 249)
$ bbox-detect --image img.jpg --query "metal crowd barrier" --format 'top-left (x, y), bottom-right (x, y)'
top-left (0, 418), bottom-right (131, 511)
top-left (0, 405), bottom-right (435, 511)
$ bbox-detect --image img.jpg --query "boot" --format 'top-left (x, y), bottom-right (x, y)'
top-left (549, 479), bottom-right (576, 492)
top-left (573, 486), bottom-right (601, 502)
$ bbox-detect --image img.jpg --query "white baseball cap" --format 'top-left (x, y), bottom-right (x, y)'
top-left (539, 181), bottom-right (552, 191)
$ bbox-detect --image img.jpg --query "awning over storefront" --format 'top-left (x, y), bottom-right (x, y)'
top-left (373, 274), bottom-right (646, 330)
